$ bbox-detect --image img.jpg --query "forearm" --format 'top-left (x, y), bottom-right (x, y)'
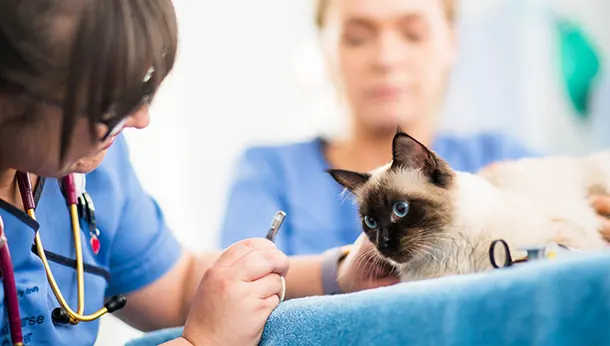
top-left (181, 251), bottom-right (222, 318)
top-left (117, 250), bottom-right (222, 331)
top-left (283, 255), bottom-right (324, 299)
top-left (161, 337), bottom-right (192, 346)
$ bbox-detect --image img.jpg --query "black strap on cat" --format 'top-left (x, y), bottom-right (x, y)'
top-left (489, 239), bottom-right (530, 268)
top-left (489, 239), bottom-right (513, 268)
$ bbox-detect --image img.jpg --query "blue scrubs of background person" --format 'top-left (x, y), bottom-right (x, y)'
top-left (219, 0), bottom-right (540, 255)
top-left (220, 133), bottom-right (535, 255)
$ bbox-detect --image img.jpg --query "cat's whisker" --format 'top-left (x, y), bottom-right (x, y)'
top-left (354, 247), bottom-right (391, 284)
top-left (352, 248), bottom-right (379, 279)
top-left (370, 257), bottom-right (384, 284)
top-left (336, 246), bottom-right (391, 289)
top-left (401, 239), bottom-right (443, 265)
top-left (366, 255), bottom-right (388, 285)
top-left (338, 249), bottom-right (367, 282)
top-left (338, 189), bottom-right (354, 205)
top-left (409, 241), bottom-right (443, 265)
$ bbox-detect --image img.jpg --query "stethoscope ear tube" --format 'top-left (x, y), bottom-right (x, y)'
top-left (15, 172), bottom-right (34, 210)
top-left (59, 174), bottom-right (78, 206)
top-left (0, 215), bottom-right (24, 345)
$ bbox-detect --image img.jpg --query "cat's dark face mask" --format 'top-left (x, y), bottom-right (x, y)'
top-left (357, 186), bottom-right (451, 262)
top-left (327, 128), bottom-right (456, 263)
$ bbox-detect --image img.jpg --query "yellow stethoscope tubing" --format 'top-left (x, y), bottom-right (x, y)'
top-left (28, 206), bottom-right (110, 324)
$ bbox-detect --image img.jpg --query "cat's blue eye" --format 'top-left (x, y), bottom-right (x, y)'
top-left (364, 216), bottom-right (377, 229)
top-left (392, 201), bottom-right (410, 218)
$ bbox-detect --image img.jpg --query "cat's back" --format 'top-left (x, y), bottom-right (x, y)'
top-left (475, 150), bottom-right (610, 249)
top-left (478, 150), bottom-right (610, 202)
top-left (450, 171), bottom-right (557, 236)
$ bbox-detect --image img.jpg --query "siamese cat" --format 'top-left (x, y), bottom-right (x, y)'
top-left (327, 129), bottom-right (610, 282)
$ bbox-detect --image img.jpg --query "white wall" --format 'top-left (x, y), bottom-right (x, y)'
top-left (96, 0), bottom-right (609, 344)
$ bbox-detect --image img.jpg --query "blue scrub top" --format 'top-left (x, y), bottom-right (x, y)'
top-left (0, 135), bottom-right (182, 345)
top-left (220, 132), bottom-right (536, 255)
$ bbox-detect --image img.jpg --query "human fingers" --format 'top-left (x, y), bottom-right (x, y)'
top-left (261, 294), bottom-right (281, 312)
top-left (216, 238), bottom-right (277, 267)
top-left (234, 248), bottom-right (290, 281)
top-left (251, 273), bottom-right (286, 301)
top-left (358, 276), bottom-right (401, 290)
top-left (597, 215), bottom-right (610, 242)
top-left (591, 195), bottom-right (610, 217)
top-left (478, 161), bottom-right (503, 174)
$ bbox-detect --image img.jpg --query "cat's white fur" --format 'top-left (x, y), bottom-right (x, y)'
top-left (391, 151), bottom-right (610, 282)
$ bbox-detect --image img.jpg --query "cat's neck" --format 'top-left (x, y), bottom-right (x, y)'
top-left (450, 171), bottom-right (503, 230)
top-left (449, 171), bottom-right (555, 241)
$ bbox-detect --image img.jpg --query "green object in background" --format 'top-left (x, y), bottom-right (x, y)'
top-left (555, 18), bottom-right (602, 118)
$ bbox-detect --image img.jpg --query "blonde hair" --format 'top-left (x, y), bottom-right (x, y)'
top-left (315, 0), bottom-right (456, 28)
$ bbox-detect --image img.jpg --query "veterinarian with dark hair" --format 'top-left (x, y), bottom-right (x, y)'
top-left (220, 0), bottom-right (610, 255)
top-left (0, 1), bottom-right (398, 345)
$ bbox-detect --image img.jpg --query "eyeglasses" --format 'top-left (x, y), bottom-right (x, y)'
top-left (96, 68), bottom-right (156, 141)
top-left (96, 92), bottom-right (152, 142)
top-left (1, 66), bottom-right (156, 142)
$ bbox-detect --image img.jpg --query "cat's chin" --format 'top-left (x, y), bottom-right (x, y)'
top-left (381, 256), bottom-right (404, 267)
top-left (373, 249), bottom-right (412, 268)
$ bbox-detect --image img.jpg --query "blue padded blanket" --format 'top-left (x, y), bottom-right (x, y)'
top-left (126, 252), bottom-right (610, 346)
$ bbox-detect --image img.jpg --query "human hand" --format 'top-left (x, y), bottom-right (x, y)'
top-left (181, 238), bottom-right (289, 346)
top-left (590, 194), bottom-right (610, 242)
top-left (337, 233), bottom-right (400, 293)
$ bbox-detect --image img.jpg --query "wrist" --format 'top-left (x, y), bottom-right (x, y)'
top-left (160, 337), bottom-right (194, 346)
top-left (182, 327), bottom-right (221, 346)
top-left (320, 245), bottom-right (351, 295)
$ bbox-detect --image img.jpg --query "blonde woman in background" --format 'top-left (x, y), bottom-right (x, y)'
top-left (222, 0), bottom-right (534, 255)
top-left (221, 0), bottom-right (610, 255)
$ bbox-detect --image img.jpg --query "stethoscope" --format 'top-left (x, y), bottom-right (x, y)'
top-left (488, 239), bottom-right (575, 269)
top-left (0, 172), bottom-right (126, 345)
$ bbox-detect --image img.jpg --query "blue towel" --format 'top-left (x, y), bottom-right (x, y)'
top-left (126, 252), bottom-right (610, 346)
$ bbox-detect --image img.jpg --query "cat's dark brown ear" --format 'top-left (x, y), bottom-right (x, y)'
top-left (391, 131), bottom-right (433, 170)
top-left (391, 130), bottom-right (453, 188)
top-left (326, 169), bottom-right (370, 192)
